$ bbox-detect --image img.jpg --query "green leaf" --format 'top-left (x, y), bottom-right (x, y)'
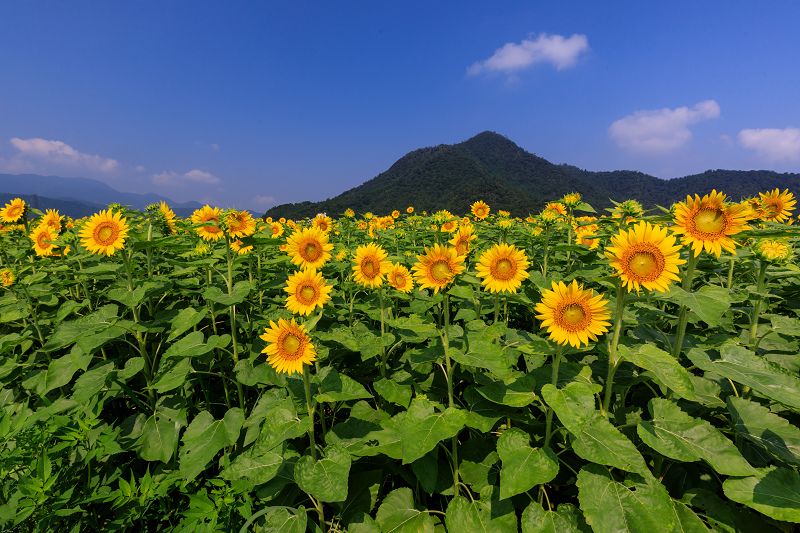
top-left (162, 331), bottom-right (214, 358)
top-left (179, 408), bottom-right (244, 481)
top-left (376, 488), bottom-right (434, 533)
top-left (411, 451), bottom-right (439, 495)
top-left (571, 413), bottom-right (649, 475)
top-left (71, 361), bottom-right (115, 403)
top-left (476, 373), bottom-right (538, 407)
top-left (665, 285), bottom-right (731, 325)
top-left (497, 428), bottom-right (558, 499)
top-left (462, 386), bottom-right (505, 433)
top-left (221, 449), bottom-right (284, 485)
top-left (540, 382), bottom-right (598, 434)
top-left (521, 503), bottom-right (590, 533)
top-left (727, 396), bottom-right (800, 465)
top-left (617, 344), bottom-right (697, 401)
top-left (387, 315), bottom-right (439, 343)
top-left (374, 376), bottom-right (412, 408)
top-left (637, 398), bottom-right (755, 477)
top-left (251, 402), bottom-right (313, 454)
top-left (167, 307), bottom-right (207, 342)
top-left (445, 495), bottom-right (517, 533)
top-left (452, 340), bottom-right (514, 378)
top-left (723, 466), bottom-right (800, 522)
top-left (23, 348), bottom-right (92, 396)
top-left (202, 280), bottom-right (254, 306)
top-left (399, 398), bottom-right (466, 464)
top-left (315, 367), bottom-right (372, 403)
top-left (150, 358), bottom-right (193, 393)
top-left (669, 499), bottom-right (712, 532)
top-left (334, 469), bottom-right (382, 525)
top-left (327, 417), bottom-right (402, 459)
top-left (139, 416), bottom-right (178, 463)
top-left (686, 343), bottom-right (800, 409)
top-left (294, 444), bottom-right (352, 502)
top-left (577, 464), bottom-right (674, 533)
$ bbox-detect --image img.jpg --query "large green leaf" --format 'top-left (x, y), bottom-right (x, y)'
top-left (374, 376), bottom-right (412, 408)
top-left (576, 464), bottom-right (674, 533)
top-left (445, 486), bottom-right (517, 533)
top-left (294, 444), bottom-right (351, 503)
top-left (723, 466), bottom-right (800, 522)
top-left (665, 285), bottom-right (731, 325)
top-left (375, 488), bottom-right (434, 533)
top-left (179, 408), bottom-right (244, 481)
top-left (727, 396), bottom-right (800, 465)
top-left (618, 344), bottom-right (697, 401)
top-left (669, 499), bottom-right (712, 532)
top-left (571, 413), bottom-right (649, 475)
top-left (23, 348), bottom-right (92, 396)
top-left (221, 449), bottom-right (284, 485)
top-left (162, 331), bottom-right (213, 359)
top-left (399, 398), bottom-right (466, 464)
top-left (251, 402), bottom-right (313, 454)
top-left (686, 343), bottom-right (800, 409)
top-left (202, 280), bottom-right (254, 306)
top-left (150, 358), bottom-right (193, 393)
top-left (637, 398), bottom-right (755, 477)
top-left (521, 503), bottom-right (590, 533)
top-left (497, 428), bottom-right (558, 499)
top-left (452, 340), bottom-right (514, 378)
top-left (540, 382), bottom-right (598, 434)
top-left (314, 367), bottom-right (372, 403)
top-left (476, 373), bottom-right (538, 407)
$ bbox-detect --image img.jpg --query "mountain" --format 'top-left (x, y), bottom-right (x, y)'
top-left (0, 174), bottom-right (203, 218)
top-left (264, 131), bottom-right (800, 219)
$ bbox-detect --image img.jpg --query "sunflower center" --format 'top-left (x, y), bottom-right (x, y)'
top-left (94, 222), bottom-right (119, 245)
top-left (693, 207), bottom-right (727, 235)
top-left (303, 242), bottom-right (321, 260)
top-left (626, 248), bottom-right (664, 281)
top-left (361, 258), bottom-right (378, 278)
top-left (763, 201), bottom-right (781, 218)
top-left (271, 226), bottom-right (280, 235)
top-left (8, 206), bottom-right (22, 218)
top-left (394, 273), bottom-right (406, 287)
top-left (281, 334), bottom-right (302, 359)
top-left (298, 284), bottom-right (317, 304)
top-left (37, 232), bottom-right (51, 248)
top-left (556, 302), bottom-right (590, 332)
top-left (491, 258), bottom-right (515, 280)
top-left (430, 260), bottom-right (452, 282)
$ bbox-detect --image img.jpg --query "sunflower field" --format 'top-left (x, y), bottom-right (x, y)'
top-left (2, 190), bottom-right (800, 532)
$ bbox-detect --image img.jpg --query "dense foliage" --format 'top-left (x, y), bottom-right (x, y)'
top-left (264, 131), bottom-right (800, 220)
top-left (2, 191), bottom-right (800, 532)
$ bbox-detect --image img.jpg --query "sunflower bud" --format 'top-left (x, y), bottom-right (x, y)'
top-left (752, 239), bottom-right (792, 263)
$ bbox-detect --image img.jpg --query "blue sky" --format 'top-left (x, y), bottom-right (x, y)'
top-left (1, 1), bottom-right (798, 212)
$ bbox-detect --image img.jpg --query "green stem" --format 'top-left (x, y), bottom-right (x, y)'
top-left (672, 252), bottom-right (697, 359)
top-left (602, 282), bottom-right (626, 418)
top-left (441, 294), bottom-right (459, 497)
top-left (727, 258), bottom-right (735, 289)
top-left (379, 286), bottom-right (386, 378)
top-left (303, 365), bottom-right (317, 461)
top-left (543, 345), bottom-right (564, 448)
top-left (493, 291), bottom-right (500, 325)
top-left (749, 261), bottom-right (769, 346)
top-left (542, 226), bottom-right (551, 277)
top-left (19, 284), bottom-right (45, 346)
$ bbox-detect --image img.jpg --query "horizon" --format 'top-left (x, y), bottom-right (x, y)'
top-left (1, 2), bottom-right (799, 212)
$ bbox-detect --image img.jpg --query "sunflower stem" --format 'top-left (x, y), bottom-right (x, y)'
top-left (672, 252), bottom-right (697, 359)
top-left (439, 293), bottom-right (460, 497)
top-left (749, 260), bottom-right (769, 347)
top-left (224, 234), bottom-right (245, 411)
top-left (543, 344), bottom-right (564, 448)
top-left (493, 292), bottom-right (500, 326)
top-left (542, 225), bottom-right (552, 277)
top-left (379, 285), bottom-right (387, 378)
top-left (602, 281), bottom-right (626, 419)
top-left (727, 258), bottom-right (735, 289)
top-left (303, 365), bottom-right (317, 461)
top-left (18, 284), bottom-right (45, 346)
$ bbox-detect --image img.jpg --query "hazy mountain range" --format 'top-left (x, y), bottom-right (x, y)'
top-left (0, 174), bottom-right (203, 218)
top-left (264, 131), bottom-right (800, 219)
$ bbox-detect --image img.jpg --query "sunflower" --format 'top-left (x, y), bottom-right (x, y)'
top-left (671, 190), bottom-right (749, 257)
top-left (474, 243), bottom-right (530, 294)
top-left (284, 267), bottom-right (332, 315)
top-left (575, 225), bottom-right (600, 249)
top-left (260, 318), bottom-right (317, 374)
top-left (352, 242), bottom-right (392, 288)
top-left (407, 206), bottom-right (414, 214)
top-left (78, 209), bottom-right (130, 256)
top-left (1, 269), bottom-right (13, 287)
top-left (230, 239), bottom-right (253, 255)
top-left (388, 263), bottom-right (414, 293)
top-left (563, 192), bottom-right (581, 208)
top-left (753, 239), bottom-right (792, 263)
top-left (191, 205), bottom-right (224, 241)
top-left (759, 189), bottom-right (796, 223)
top-left (449, 224), bottom-right (476, 256)
top-left (470, 201), bottom-right (490, 220)
top-left (604, 221), bottom-right (685, 294)
top-left (30, 226), bottom-right (59, 256)
top-left (37, 209), bottom-right (63, 232)
top-left (392, 210), bottom-right (400, 219)
top-left (270, 222), bottom-right (284, 238)
top-left (545, 203), bottom-right (567, 217)
top-left (286, 227), bottom-right (333, 269)
top-left (535, 280), bottom-right (611, 348)
top-left (312, 214), bottom-right (333, 233)
top-left (226, 210), bottom-right (256, 238)
top-left (441, 219), bottom-right (459, 233)
top-left (0, 198), bottom-right (25, 223)
top-left (158, 202), bottom-right (177, 233)
top-left (412, 244), bottom-right (465, 294)
top-left (344, 208), bottom-right (355, 218)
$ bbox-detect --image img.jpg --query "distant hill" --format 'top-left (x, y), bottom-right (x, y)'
top-left (0, 174), bottom-right (203, 218)
top-left (264, 131), bottom-right (800, 219)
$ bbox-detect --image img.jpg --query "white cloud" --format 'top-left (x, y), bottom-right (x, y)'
top-left (135, 165), bottom-right (146, 172)
top-left (738, 127), bottom-right (800, 162)
top-left (0, 137), bottom-right (119, 175)
top-left (467, 33), bottom-right (589, 76)
top-left (152, 169), bottom-right (221, 186)
top-left (608, 100), bottom-right (721, 155)
top-left (254, 195), bottom-right (275, 205)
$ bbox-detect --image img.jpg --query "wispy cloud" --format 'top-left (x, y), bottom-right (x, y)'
top-left (0, 137), bottom-right (120, 175)
top-left (467, 33), bottom-right (589, 77)
top-left (738, 127), bottom-right (800, 162)
top-left (608, 100), bottom-right (721, 155)
top-left (253, 195), bottom-right (275, 206)
top-left (152, 169), bottom-right (221, 186)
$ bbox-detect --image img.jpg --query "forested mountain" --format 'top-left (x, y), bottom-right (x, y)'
top-left (264, 131), bottom-right (800, 219)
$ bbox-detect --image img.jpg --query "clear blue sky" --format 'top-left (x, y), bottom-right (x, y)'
top-left (1, 1), bottom-right (798, 212)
